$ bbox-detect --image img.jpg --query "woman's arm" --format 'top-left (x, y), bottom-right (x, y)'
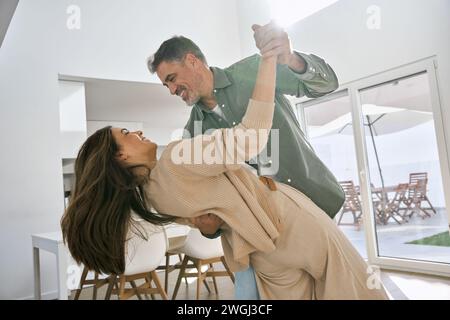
top-left (166, 56), bottom-right (277, 177)
top-left (252, 56), bottom-right (276, 103)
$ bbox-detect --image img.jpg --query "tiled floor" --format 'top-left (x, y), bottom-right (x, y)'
top-left (381, 270), bottom-right (450, 300)
top-left (70, 265), bottom-right (235, 300)
top-left (70, 209), bottom-right (450, 300)
top-left (70, 265), bottom-right (450, 300)
top-left (68, 209), bottom-right (450, 300)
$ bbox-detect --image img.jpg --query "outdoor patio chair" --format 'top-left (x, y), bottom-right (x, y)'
top-left (381, 183), bottom-right (409, 224)
top-left (404, 176), bottom-right (436, 219)
top-left (337, 181), bottom-right (362, 227)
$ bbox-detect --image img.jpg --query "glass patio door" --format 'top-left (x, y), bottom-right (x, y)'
top-left (299, 91), bottom-right (368, 259)
top-left (359, 72), bottom-right (450, 265)
top-left (298, 58), bottom-right (450, 276)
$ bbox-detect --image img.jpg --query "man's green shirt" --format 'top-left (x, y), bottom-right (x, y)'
top-left (184, 52), bottom-right (344, 218)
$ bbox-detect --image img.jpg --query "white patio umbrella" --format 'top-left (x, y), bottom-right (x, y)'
top-left (308, 104), bottom-right (433, 192)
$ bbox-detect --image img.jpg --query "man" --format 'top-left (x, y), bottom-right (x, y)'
top-left (147, 21), bottom-right (345, 299)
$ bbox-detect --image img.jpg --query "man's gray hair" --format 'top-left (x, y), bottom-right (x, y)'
top-left (147, 36), bottom-right (207, 74)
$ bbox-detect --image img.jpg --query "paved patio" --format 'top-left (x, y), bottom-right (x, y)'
top-left (338, 208), bottom-right (450, 263)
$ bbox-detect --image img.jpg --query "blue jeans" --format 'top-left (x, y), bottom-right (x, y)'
top-left (234, 266), bottom-right (260, 300)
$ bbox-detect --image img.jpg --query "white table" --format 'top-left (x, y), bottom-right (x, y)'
top-left (32, 232), bottom-right (68, 300)
top-left (31, 224), bottom-right (190, 300)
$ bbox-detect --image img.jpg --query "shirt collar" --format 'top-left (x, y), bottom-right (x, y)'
top-left (211, 66), bottom-right (232, 90)
top-left (195, 66), bottom-right (232, 113)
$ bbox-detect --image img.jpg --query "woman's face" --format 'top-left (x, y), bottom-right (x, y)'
top-left (111, 128), bottom-right (157, 167)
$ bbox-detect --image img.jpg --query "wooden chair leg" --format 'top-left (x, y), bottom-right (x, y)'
top-left (92, 272), bottom-right (98, 300)
top-left (196, 260), bottom-right (202, 300)
top-left (74, 266), bottom-right (89, 300)
top-left (417, 204), bottom-right (431, 218)
top-left (143, 276), bottom-right (155, 300)
top-left (130, 280), bottom-right (142, 300)
top-left (176, 254), bottom-right (188, 286)
top-left (220, 256), bottom-right (235, 283)
top-left (104, 275), bottom-right (115, 300)
top-left (203, 279), bottom-right (211, 293)
top-left (150, 270), bottom-right (169, 300)
top-left (210, 263), bottom-right (219, 295)
top-left (337, 210), bottom-right (345, 225)
top-left (118, 275), bottom-right (126, 300)
top-left (425, 197), bottom-right (437, 214)
top-left (164, 253), bottom-right (170, 293)
top-left (201, 262), bottom-right (211, 293)
top-left (172, 256), bottom-right (189, 300)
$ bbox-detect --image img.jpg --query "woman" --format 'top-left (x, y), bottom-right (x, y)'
top-left (61, 54), bottom-right (387, 300)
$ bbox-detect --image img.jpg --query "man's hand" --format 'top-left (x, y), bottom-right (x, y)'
top-left (189, 213), bottom-right (224, 236)
top-left (252, 21), bottom-right (306, 73)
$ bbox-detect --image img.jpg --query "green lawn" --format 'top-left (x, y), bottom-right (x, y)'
top-left (407, 231), bottom-right (450, 247)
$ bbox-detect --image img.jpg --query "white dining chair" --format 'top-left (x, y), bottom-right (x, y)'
top-left (169, 228), bottom-right (235, 300)
top-left (105, 219), bottom-right (169, 300)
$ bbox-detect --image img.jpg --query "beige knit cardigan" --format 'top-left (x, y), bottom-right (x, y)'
top-left (146, 99), bottom-right (282, 271)
top-left (145, 99), bottom-right (389, 300)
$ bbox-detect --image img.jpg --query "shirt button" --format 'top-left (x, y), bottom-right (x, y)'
top-left (287, 179), bottom-right (291, 183)
top-left (232, 121), bottom-right (236, 125)
top-left (218, 118), bottom-right (222, 122)
top-left (221, 104), bottom-right (225, 108)
top-left (214, 89), bottom-right (217, 93)
top-left (323, 73), bottom-right (327, 78)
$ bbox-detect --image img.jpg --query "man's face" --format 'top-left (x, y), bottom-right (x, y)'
top-left (156, 55), bottom-right (203, 106)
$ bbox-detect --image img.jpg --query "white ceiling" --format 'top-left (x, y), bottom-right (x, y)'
top-left (84, 78), bottom-right (192, 129)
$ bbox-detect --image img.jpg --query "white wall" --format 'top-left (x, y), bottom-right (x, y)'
top-left (0, 0), bottom-right (241, 300)
top-left (236, 0), bottom-right (271, 58)
top-left (236, 0), bottom-right (449, 139)
top-left (84, 78), bottom-right (191, 146)
top-left (59, 81), bottom-right (87, 159)
top-left (236, 0), bottom-right (450, 204)
top-left (86, 121), bottom-right (143, 137)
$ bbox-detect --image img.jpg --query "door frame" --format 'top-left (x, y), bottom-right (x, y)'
top-left (296, 57), bottom-right (450, 277)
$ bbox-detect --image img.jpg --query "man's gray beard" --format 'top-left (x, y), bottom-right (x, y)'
top-left (185, 95), bottom-right (200, 107)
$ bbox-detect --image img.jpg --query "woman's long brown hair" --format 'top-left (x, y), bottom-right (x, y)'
top-left (61, 126), bottom-right (175, 275)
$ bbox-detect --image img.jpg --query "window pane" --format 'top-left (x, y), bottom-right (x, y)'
top-left (359, 72), bottom-right (450, 263)
top-left (303, 94), bottom-right (368, 258)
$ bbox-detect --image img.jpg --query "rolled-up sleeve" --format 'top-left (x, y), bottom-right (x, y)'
top-left (276, 51), bottom-right (339, 98)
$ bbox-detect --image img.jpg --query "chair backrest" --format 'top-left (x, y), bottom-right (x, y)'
top-left (408, 171), bottom-right (428, 198)
top-left (339, 181), bottom-right (361, 210)
top-left (164, 223), bottom-right (190, 251)
top-left (124, 219), bottom-right (167, 276)
top-left (179, 228), bottom-right (224, 260)
top-left (410, 178), bottom-right (428, 201)
top-left (409, 172), bottom-right (428, 184)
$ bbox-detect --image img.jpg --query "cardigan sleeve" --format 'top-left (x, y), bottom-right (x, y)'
top-left (164, 99), bottom-right (275, 177)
